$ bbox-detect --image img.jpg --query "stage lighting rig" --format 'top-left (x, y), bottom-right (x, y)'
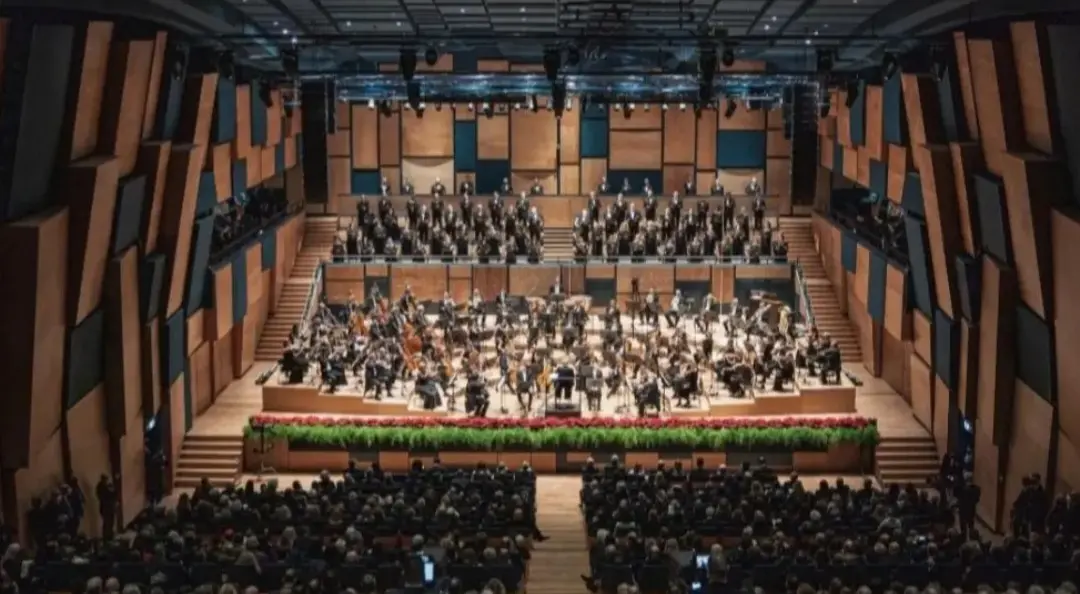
top-left (816, 48), bottom-right (835, 73)
top-left (424, 47), bottom-right (439, 66)
top-left (543, 49), bottom-right (561, 83)
top-left (218, 51), bottom-right (236, 80)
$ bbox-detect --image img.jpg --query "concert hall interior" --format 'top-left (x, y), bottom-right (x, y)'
top-left (2, 1), bottom-right (1080, 592)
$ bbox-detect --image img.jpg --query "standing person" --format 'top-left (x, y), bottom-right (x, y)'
top-left (96, 475), bottom-right (118, 541)
top-left (957, 473), bottom-right (980, 540)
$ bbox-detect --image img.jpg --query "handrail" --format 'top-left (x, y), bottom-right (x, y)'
top-left (792, 259), bottom-right (816, 329)
top-left (325, 255), bottom-right (792, 265)
top-left (300, 261), bottom-right (323, 333)
top-left (208, 205), bottom-right (302, 267)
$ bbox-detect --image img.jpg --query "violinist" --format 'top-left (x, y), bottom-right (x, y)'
top-left (398, 284), bottom-right (415, 312)
top-left (752, 194), bottom-right (767, 231)
top-left (513, 357), bottom-right (534, 416)
top-left (464, 367), bottom-right (490, 417)
top-left (468, 289), bottom-right (485, 327)
top-left (644, 288), bottom-right (660, 326)
top-left (664, 289), bottom-right (682, 329)
top-left (620, 177), bottom-right (632, 195)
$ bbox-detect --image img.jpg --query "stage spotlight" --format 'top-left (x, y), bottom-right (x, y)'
top-left (661, 103), bottom-right (668, 111)
top-left (643, 104), bottom-right (650, 112)
top-left (528, 95), bottom-right (538, 112)
top-left (482, 102), bottom-right (494, 118)
top-left (368, 98), bottom-right (376, 110)
top-left (424, 47), bottom-right (438, 66)
top-left (724, 99), bottom-right (737, 119)
top-left (679, 102), bottom-right (687, 111)
top-left (881, 53), bottom-right (899, 80)
top-left (400, 49), bottom-right (417, 81)
top-left (721, 46), bottom-right (735, 67)
top-left (543, 49), bottom-right (561, 82)
top-left (218, 51), bottom-right (236, 80)
top-left (468, 102), bottom-right (475, 111)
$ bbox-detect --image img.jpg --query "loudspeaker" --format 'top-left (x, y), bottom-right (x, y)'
top-left (326, 80), bottom-right (338, 132)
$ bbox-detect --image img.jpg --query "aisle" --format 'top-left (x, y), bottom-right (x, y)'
top-left (528, 476), bottom-right (590, 593)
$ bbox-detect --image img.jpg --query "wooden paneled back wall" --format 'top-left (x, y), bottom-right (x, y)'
top-left (0, 17), bottom-right (307, 542)
top-left (321, 57), bottom-right (793, 215)
top-left (816, 21), bottom-right (1080, 531)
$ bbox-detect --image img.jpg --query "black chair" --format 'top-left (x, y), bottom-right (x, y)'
top-left (600, 563), bottom-right (636, 593)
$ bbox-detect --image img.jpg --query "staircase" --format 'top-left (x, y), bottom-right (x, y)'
top-left (255, 217), bottom-right (338, 361)
top-left (174, 435), bottom-right (244, 489)
top-left (544, 227), bottom-right (575, 260)
top-left (780, 219), bottom-right (862, 363)
top-left (876, 436), bottom-right (941, 487)
top-left (527, 477), bottom-right (592, 594)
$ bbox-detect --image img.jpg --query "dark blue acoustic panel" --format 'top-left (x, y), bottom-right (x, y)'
top-left (212, 77), bottom-right (237, 144)
top-left (231, 248), bottom-right (248, 325)
top-left (454, 120), bottom-right (477, 172)
top-left (733, 279), bottom-right (796, 310)
top-left (1, 24), bottom-right (74, 222)
top-left (901, 172), bottom-right (924, 217)
top-left (936, 64), bottom-right (966, 142)
top-left (139, 253), bottom-right (166, 322)
top-left (716, 130), bottom-right (767, 169)
top-left (184, 215), bottom-right (215, 315)
top-left (608, 171), bottom-right (661, 195)
top-left (275, 143), bottom-right (285, 173)
top-left (584, 279), bottom-right (615, 306)
top-left (849, 81), bottom-right (866, 146)
top-left (162, 310), bottom-right (186, 386)
top-left (196, 171), bottom-right (218, 216)
top-left (154, 43), bottom-right (188, 140)
top-left (66, 307), bottom-right (104, 408)
top-left (249, 81), bottom-right (268, 146)
top-left (297, 133), bottom-right (304, 160)
top-left (833, 142), bottom-right (844, 176)
top-left (954, 255), bottom-right (981, 323)
top-left (476, 159), bottom-right (511, 194)
top-left (934, 308), bottom-right (959, 389)
top-left (261, 225), bottom-right (277, 271)
top-left (581, 117), bottom-right (609, 158)
top-left (841, 229), bottom-right (858, 273)
top-left (905, 215), bottom-right (936, 315)
top-left (351, 170), bottom-right (380, 194)
top-left (1015, 305), bottom-right (1055, 402)
top-left (452, 51), bottom-right (478, 74)
top-left (973, 173), bottom-right (1013, 263)
top-left (883, 74), bottom-right (908, 145)
top-left (867, 251), bottom-right (887, 323)
top-left (232, 160), bottom-right (247, 197)
top-left (869, 160), bottom-right (888, 197)
top-left (112, 175), bottom-right (147, 255)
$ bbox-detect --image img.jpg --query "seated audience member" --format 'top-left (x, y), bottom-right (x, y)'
top-left (209, 188), bottom-right (290, 260)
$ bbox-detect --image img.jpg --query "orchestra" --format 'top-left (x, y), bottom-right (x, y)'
top-left (268, 276), bottom-right (845, 420)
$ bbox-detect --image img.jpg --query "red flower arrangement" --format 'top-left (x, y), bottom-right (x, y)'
top-left (249, 414), bottom-right (876, 431)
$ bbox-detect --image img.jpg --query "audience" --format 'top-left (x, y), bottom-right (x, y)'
top-left (832, 196), bottom-right (907, 262)
top-left (211, 188), bottom-right (292, 263)
top-left (579, 455), bottom-right (1080, 594)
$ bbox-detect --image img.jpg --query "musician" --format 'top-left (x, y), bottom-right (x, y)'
top-left (469, 289), bottom-right (485, 327)
top-left (752, 194), bottom-right (766, 231)
top-left (580, 357), bottom-right (603, 412)
top-left (464, 368), bottom-right (490, 417)
top-left (431, 177), bottom-right (446, 197)
top-left (643, 288), bottom-right (660, 326)
top-left (513, 358), bottom-right (533, 415)
top-left (439, 292), bottom-right (456, 327)
top-left (670, 361), bottom-right (697, 409)
top-left (403, 178), bottom-right (415, 196)
top-left (530, 177), bottom-right (544, 196)
top-left (684, 175), bottom-right (696, 197)
top-left (696, 292), bottom-right (718, 333)
top-left (459, 178), bottom-right (474, 196)
top-left (635, 371), bottom-right (661, 417)
top-left (415, 363), bottom-right (443, 410)
top-left (642, 178), bottom-right (654, 197)
top-left (550, 276), bottom-right (563, 298)
top-left (597, 176), bottom-right (611, 195)
top-left (380, 176), bottom-right (392, 196)
top-left (746, 176), bottom-right (762, 197)
top-left (723, 193), bottom-right (736, 231)
top-left (398, 284), bottom-right (416, 312)
top-left (553, 355), bottom-right (575, 402)
top-left (665, 289), bottom-right (683, 328)
top-left (711, 176), bottom-right (725, 196)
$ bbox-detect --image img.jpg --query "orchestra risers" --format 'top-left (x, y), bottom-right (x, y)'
top-left (173, 434), bottom-right (243, 489)
top-left (805, 283), bottom-right (862, 362)
top-left (543, 227), bottom-right (575, 259)
top-left (254, 218), bottom-right (337, 361)
top-left (875, 436), bottom-right (941, 487)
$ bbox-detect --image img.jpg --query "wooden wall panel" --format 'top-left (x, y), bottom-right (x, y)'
top-left (328, 157), bottom-right (350, 213)
top-left (327, 127), bottom-right (349, 157)
top-left (933, 376), bottom-right (950, 456)
top-left (266, 89), bottom-right (283, 146)
top-left (711, 266), bottom-right (735, 303)
top-left (510, 109), bottom-right (557, 170)
top-left (696, 108), bottom-right (717, 170)
top-left (717, 169), bottom-right (763, 197)
top-left (675, 265), bottom-right (711, 282)
top-left (66, 384), bottom-right (112, 537)
top-left (913, 310), bottom-right (933, 364)
top-left (378, 109), bottom-right (400, 166)
top-left (864, 84), bottom-right (884, 160)
top-left (954, 32), bottom-right (980, 140)
top-left (104, 248), bottom-right (143, 436)
top-left (978, 257), bottom-right (1018, 445)
top-left (609, 105), bottom-right (662, 130)
top-left (581, 158), bottom-right (608, 196)
top-left (478, 114), bottom-right (510, 160)
top-left (511, 172), bottom-right (557, 196)
top-left (718, 101), bottom-right (766, 130)
top-left (949, 142), bottom-right (983, 255)
top-left (914, 145), bottom-right (962, 318)
top-left (616, 265), bottom-right (674, 294)
top-left (177, 73), bottom-right (219, 150)
top-left (351, 104), bottom-right (379, 169)
top-left (1053, 209), bottom-right (1080, 442)
top-left (837, 91), bottom-right (852, 147)
top-left (207, 142), bottom-right (232, 201)
top-left (1009, 22), bottom-right (1056, 154)
top-left (231, 310), bottom-right (257, 377)
top-left (157, 145), bottom-right (205, 317)
top-left (900, 74), bottom-right (944, 147)
top-left (67, 156), bottom-right (120, 324)
top-left (1000, 152), bottom-right (1063, 318)
top-left (509, 265), bottom-right (560, 296)
top-left (136, 141), bottom-right (171, 254)
top-left (233, 84), bottom-right (252, 160)
top-left (886, 144), bottom-right (911, 202)
top-left (380, 166), bottom-right (400, 195)
top-left (189, 342), bottom-right (212, 417)
top-left (663, 109), bottom-right (696, 164)
top-left (245, 243), bottom-right (263, 309)
top-left (559, 107), bottom-right (580, 164)
top-left (560, 164), bottom-right (580, 195)
top-left (211, 331), bottom-right (233, 396)
top-left (821, 137), bottom-right (835, 170)
top-left (854, 244), bottom-right (871, 306)
top-left (402, 158), bottom-right (455, 197)
top-left (0, 208), bottom-right (68, 469)
top-left (1004, 380), bottom-right (1053, 517)
top-left (880, 331), bottom-right (911, 400)
top-left (910, 352), bottom-right (933, 431)
top-left (8, 429), bottom-right (64, 541)
top-left (974, 424), bottom-right (1003, 530)
top-left (206, 265), bottom-right (232, 341)
top-left (99, 40), bottom-right (154, 176)
top-left (402, 106), bottom-right (453, 157)
top-left (141, 31), bottom-right (167, 140)
top-left (663, 165), bottom-right (695, 197)
top-left (842, 147), bottom-right (858, 181)
top-left (323, 266), bottom-right (363, 304)
top-left (884, 264), bottom-right (910, 340)
top-left (69, 22), bottom-right (114, 161)
top-left (472, 266), bottom-right (507, 299)
top-left (766, 129), bottom-right (791, 158)
top-left (390, 265), bottom-right (446, 301)
top-left (1057, 431), bottom-right (1080, 495)
top-left (139, 319), bottom-right (161, 416)
top-left (967, 39), bottom-right (1025, 176)
top-left (765, 158), bottom-right (791, 214)
top-left (856, 146), bottom-right (871, 187)
top-left (958, 321), bottom-right (979, 417)
top-left (117, 412), bottom-right (146, 526)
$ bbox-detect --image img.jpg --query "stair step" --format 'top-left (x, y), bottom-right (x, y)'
top-left (180, 448), bottom-right (241, 460)
top-left (178, 458), bottom-right (240, 469)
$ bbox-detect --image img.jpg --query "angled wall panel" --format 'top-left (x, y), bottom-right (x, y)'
top-left (156, 145), bottom-right (206, 318)
top-left (886, 144), bottom-right (911, 202)
top-left (104, 248), bottom-right (143, 436)
top-left (249, 80), bottom-right (268, 146)
top-left (402, 106), bottom-right (453, 157)
top-left (884, 263), bottom-right (910, 340)
top-left (864, 84), bottom-right (884, 160)
top-left (559, 105), bottom-right (580, 164)
top-left (141, 31), bottom-right (167, 140)
top-left (135, 141), bottom-right (171, 254)
top-left (1004, 381), bottom-right (1053, 523)
top-left (949, 142), bottom-right (984, 255)
top-left (848, 82), bottom-right (866, 146)
top-left (953, 32), bottom-right (980, 140)
top-left (67, 156), bottom-right (121, 325)
top-left (1015, 304), bottom-right (1055, 403)
top-left (901, 74), bottom-right (945, 147)
top-left (233, 83), bottom-right (253, 161)
top-left (664, 108), bottom-right (696, 165)
top-left (211, 77), bottom-right (237, 144)
top-left (378, 108), bottom-right (400, 165)
top-left (883, 74), bottom-right (908, 145)
top-left (66, 308), bottom-right (105, 409)
top-left (511, 109), bottom-right (558, 170)
top-left (695, 108), bottom-right (717, 170)
top-left (967, 39), bottom-right (1025, 176)
top-left (914, 145), bottom-right (962, 319)
top-left (973, 172), bottom-right (1013, 263)
top-left (867, 250), bottom-right (887, 323)
top-left (954, 254), bottom-right (981, 323)
top-left (207, 142), bottom-right (233, 202)
top-left (67, 22), bottom-right (114, 162)
top-left (934, 308), bottom-right (959, 389)
top-left (1009, 22), bottom-right (1057, 154)
top-left (0, 208), bottom-right (69, 469)
top-left (1054, 209), bottom-right (1080, 441)
top-left (64, 384), bottom-right (111, 537)
top-left (1000, 152), bottom-right (1065, 319)
top-left (99, 40), bottom-right (154, 176)
top-left (904, 215), bottom-right (936, 316)
top-left (112, 174), bottom-right (146, 256)
top-left (139, 253), bottom-right (165, 323)
top-left (979, 257), bottom-right (1018, 445)
top-left (184, 215), bottom-right (215, 315)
